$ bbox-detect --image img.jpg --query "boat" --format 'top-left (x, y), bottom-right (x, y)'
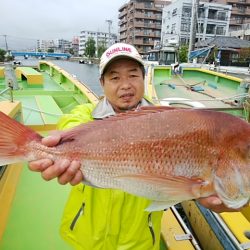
top-left (1, 60), bottom-right (249, 250)
top-left (0, 61), bottom-right (200, 250)
top-left (0, 61), bottom-right (99, 250)
top-left (145, 63), bottom-right (250, 250)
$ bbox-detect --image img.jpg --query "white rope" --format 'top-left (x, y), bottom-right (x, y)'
top-left (158, 93), bottom-right (250, 102)
top-left (0, 95), bottom-right (63, 117)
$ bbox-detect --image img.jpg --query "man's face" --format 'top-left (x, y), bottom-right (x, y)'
top-left (100, 58), bottom-right (145, 113)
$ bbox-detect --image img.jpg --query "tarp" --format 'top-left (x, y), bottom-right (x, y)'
top-left (189, 47), bottom-right (212, 60)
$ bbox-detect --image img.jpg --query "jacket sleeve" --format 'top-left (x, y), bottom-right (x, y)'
top-left (57, 103), bottom-right (95, 130)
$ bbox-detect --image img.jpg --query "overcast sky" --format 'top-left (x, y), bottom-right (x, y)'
top-left (0, 0), bottom-right (127, 50)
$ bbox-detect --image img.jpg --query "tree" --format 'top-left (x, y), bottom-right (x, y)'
top-left (178, 45), bottom-right (188, 63)
top-left (68, 48), bottom-right (75, 55)
top-left (0, 49), bottom-right (6, 62)
top-left (97, 41), bottom-right (107, 58)
top-left (47, 48), bottom-right (54, 53)
top-left (85, 38), bottom-right (96, 58)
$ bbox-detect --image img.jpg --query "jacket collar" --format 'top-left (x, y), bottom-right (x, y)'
top-left (92, 97), bottom-right (152, 119)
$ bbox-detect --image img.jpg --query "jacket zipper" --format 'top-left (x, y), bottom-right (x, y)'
top-left (70, 185), bottom-right (86, 231)
top-left (70, 202), bottom-right (85, 231)
top-left (148, 212), bottom-right (155, 245)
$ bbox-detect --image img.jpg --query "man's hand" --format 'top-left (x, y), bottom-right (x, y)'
top-left (198, 195), bottom-right (242, 213)
top-left (28, 134), bottom-right (83, 185)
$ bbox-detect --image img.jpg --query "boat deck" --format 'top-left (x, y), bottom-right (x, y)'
top-left (0, 164), bottom-right (71, 250)
top-left (0, 62), bottom-right (99, 250)
top-left (147, 66), bottom-right (246, 119)
top-left (147, 65), bottom-right (250, 249)
top-left (0, 63), bottom-right (98, 130)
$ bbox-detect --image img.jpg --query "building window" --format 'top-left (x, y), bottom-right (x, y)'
top-left (172, 8), bottom-right (177, 16)
top-left (182, 7), bottom-right (191, 17)
top-left (208, 9), bottom-right (217, 19)
top-left (218, 12), bottom-right (226, 21)
top-left (216, 26), bottom-right (225, 35)
top-left (181, 23), bottom-right (190, 32)
top-left (171, 23), bottom-right (176, 34)
top-left (238, 5), bottom-right (246, 13)
top-left (206, 24), bottom-right (216, 34)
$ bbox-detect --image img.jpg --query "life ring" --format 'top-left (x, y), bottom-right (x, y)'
top-left (160, 97), bottom-right (205, 108)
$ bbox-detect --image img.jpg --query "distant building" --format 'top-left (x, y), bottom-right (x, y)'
top-left (71, 36), bottom-right (80, 56)
top-left (36, 39), bottom-right (72, 53)
top-left (203, 0), bottom-right (250, 31)
top-left (36, 40), bottom-right (55, 52)
top-left (118, 0), bottom-right (170, 55)
top-left (197, 36), bottom-right (250, 66)
top-left (79, 30), bottom-right (117, 56)
top-left (228, 23), bottom-right (250, 40)
top-left (161, 0), bottom-right (231, 47)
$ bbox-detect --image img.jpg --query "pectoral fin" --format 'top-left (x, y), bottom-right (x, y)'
top-left (116, 173), bottom-right (207, 201)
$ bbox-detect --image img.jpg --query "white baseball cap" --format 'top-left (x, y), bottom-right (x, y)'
top-left (99, 43), bottom-right (144, 75)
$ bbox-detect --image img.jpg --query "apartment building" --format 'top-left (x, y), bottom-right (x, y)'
top-left (79, 30), bottom-right (117, 56)
top-left (203, 0), bottom-right (250, 31)
top-left (118, 0), bottom-right (170, 55)
top-left (161, 0), bottom-right (231, 46)
top-left (36, 39), bottom-right (72, 53)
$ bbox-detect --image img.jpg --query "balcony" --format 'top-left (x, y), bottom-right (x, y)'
top-left (134, 31), bottom-right (160, 38)
top-left (133, 39), bottom-right (154, 46)
top-left (231, 7), bottom-right (250, 15)
top-left (227, 0), bottom-right (250, 4)
top-left (230, 18), bottom-right (244, 25)
top-left (119, 34), bottom-right (128, 40)
top-left (119, 10), bottom-right (127, 19)
top-left (118, 3), bottom-right (127, 12)
top-left (119, 26), bottom-right (127, 33)
top-left (134, 3), bottom-right (162, 12)
top-left (133, 21), bottom-right (162, 29)
top-left (134, 12), bottom-right (162, 20)
top-left (119, 18), bottom-right (127, 26)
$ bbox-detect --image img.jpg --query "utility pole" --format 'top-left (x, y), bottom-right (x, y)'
top-left (106, 20), bottom-right (112, 47)
top-left (3, 35), bottom-right (9, 53)
top-left (188, 0), bottom-right (199, 62)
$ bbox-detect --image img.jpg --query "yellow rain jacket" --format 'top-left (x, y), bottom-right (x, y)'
top-left (58, 102), bottom-right (163, 250)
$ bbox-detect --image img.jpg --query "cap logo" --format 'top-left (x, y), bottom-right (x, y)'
top-left (106, 47), bottom-right (132, 58)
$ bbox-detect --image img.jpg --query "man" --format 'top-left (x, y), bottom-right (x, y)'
top-left (29, 43), bottom-right (237, 250)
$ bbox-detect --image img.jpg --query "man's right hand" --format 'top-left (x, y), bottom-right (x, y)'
top-left (28, 134), bottom-right (83, 185)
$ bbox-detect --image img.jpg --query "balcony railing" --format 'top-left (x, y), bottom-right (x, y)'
top-left (134, 2), bottom-right (162, 12)
top-left (134, 31), bottom-right (161, 38)
top-left (134, 13), bottom-right (162, 20)
top-left (133, 39), bottom-right (154, 46)
top-left (119, 10), bottom-right (127, 19)
top-left (133, 21), bottom-right (161, 29)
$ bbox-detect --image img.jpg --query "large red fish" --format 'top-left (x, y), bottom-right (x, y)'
top-left (0, 107), bottom-right (249, 211)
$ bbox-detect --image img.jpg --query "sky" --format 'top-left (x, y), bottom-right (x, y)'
top-left (0, 0), bottom-right (127, 50)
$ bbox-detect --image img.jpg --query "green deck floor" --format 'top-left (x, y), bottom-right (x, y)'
top-left (0, 165), bottom-right (72, 250)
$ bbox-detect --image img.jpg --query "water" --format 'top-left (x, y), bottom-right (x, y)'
top-left (13, 58), bottom-right (103, 96)
top-left (53, 60), bottom-right (103, 96)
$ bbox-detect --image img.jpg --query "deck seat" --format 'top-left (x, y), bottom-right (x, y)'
top-left (0, 67), bottom-right (4, 79)
top-left (35, 96), bottom-right (63, 125)
top-left (15, 67), bottom-right (43, 85)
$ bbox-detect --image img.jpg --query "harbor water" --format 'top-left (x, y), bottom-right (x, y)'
top-left (15, 58), bottom-right (103, 96)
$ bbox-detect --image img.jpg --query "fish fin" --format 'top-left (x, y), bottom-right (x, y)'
top-left (0, 111), bottom-right (42, 165)
top-left (116, 174), bottom-right (206, 200)
top-left (145, 201), bottom-right (178, 212)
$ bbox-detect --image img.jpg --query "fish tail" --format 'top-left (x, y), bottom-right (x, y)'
top-left (0, 111), bottom-right (42, 165)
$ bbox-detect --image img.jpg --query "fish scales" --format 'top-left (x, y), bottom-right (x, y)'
top-left (0, 108), bottom-right (250, 211)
